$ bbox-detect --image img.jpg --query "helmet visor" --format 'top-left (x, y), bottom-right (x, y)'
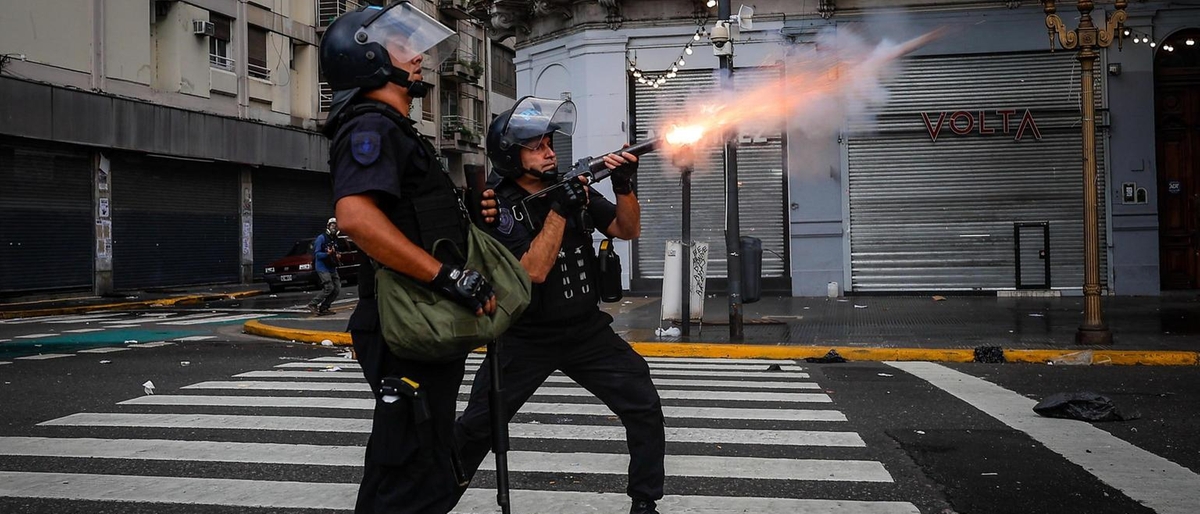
top-left (358, 2), bottom-right (459, 66)
top-left (503, 97), bottom-right (578, 150)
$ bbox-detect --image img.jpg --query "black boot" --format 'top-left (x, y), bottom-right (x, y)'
top-left (630, 498), bottom-right (659, 514)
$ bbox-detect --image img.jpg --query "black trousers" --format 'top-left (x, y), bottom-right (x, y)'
top-left (352, 329), bottom-right (466, 514)
top-left (453, 325), bottom-right (666, 502)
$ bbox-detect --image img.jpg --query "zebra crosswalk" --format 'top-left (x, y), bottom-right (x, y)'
top-left (0, 310), bottom-right (273, 360)
top-left (0, 353), bottom-right (922, 513)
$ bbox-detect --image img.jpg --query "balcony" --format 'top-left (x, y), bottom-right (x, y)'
top-left (439, 50), bottom-right (482, 83)
top-left (317, 0), bottom-right (366, 30)
top-left (438, 0), bottom-right (473, 20)
top-left (319, 81), bottom-right (333, 112)
top-left (440, 115), bottom-right (482, 153)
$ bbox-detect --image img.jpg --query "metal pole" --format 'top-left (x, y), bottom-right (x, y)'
top-left (719, 0), bottom-right (744, 340)
top-left (1075, 35), bottom-right (1111, 345)
top-left (1044, 0), bottom-right (1119, 345)
top-left (487, 339), bottom-right (511, 513)
top-left (682, 168), bottom-right (693, 336)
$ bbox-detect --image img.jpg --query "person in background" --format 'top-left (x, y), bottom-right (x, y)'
top-left (307, 217), bottom-right (341, 315)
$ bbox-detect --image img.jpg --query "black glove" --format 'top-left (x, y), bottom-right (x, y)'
top-left (430, 264), bottom-right (494, 313)
top-left (609, 156), bottom-right (638, 195)
top-left (548, 178), bottom-right (589, 217)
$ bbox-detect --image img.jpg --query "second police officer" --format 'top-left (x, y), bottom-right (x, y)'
top-left (454, 97), bottom-right (667, 514)
top-left (319, 3), bottom-right (496, 513)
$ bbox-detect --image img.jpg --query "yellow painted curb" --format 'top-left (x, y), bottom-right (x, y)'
top-left (1005, 349), bottom-right (1199, 366)
top-left (627, 343), bottom-right (982, 362)
top-left (243, 319), bottom-right (353, 346)
top-left (239, 324), bottom-right (1200, 366)
top-left (0, 290), bottom-right (266, 319)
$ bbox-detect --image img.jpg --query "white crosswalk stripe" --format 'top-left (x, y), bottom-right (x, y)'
top-left (237, 370), bottom-right (823, 390)
top-left (2, 354), bottom-right (917, 512)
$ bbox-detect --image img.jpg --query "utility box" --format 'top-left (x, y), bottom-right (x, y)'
top-left (740, 236), bottom-right (763, 304)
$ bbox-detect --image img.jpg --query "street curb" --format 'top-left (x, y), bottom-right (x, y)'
top-left (244, 319), bottom-right (353, 345)
top-left (0, 290), bottom-right (264, 320)
top-left (241, 320), bottom-right (1200, 366)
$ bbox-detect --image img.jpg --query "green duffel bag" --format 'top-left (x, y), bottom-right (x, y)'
top-left (375, 224), bottom-right (532, 362)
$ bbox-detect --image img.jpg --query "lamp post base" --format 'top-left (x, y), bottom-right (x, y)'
top-left (1075, 325), bottom-right (1113, 346)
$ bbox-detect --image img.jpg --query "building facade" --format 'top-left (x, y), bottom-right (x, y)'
top-left (472, 0), bottom-right (1200, 296)
top-left (0, 0), bottom-right (509, 295)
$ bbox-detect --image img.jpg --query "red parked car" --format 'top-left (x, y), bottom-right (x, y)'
top-left (262, 236), bottom-right (362, 293)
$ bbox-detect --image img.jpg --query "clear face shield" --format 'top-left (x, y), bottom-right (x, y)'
top-left (358, 2), bottom-right (459, 66)
top-left (502, 97), bottom-right (578, 150)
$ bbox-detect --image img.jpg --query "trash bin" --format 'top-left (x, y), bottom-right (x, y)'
top-left (740, 236), bottom-right (762, 304)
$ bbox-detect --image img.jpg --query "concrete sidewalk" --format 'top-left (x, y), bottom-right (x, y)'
top-left (0, 284), bottom-right (268, 319)
top-left (243, 293), bottom-right (1200, 366)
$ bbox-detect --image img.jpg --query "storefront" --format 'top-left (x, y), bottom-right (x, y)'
top-left (846, 51), bottom-right (1108, 292)
top-left (251, 168), bottom-right (334, 280)
top-left (0, 137), bottom-right (94, 294)
top-left (630, 67), bottom-right (789, 292)
top-left (111, 154), bottom-right (241, 290)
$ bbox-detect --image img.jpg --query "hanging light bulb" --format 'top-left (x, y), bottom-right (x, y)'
top-left (693, 32), bottom-right (701, 41)
top-left (633, 70), bottom-right (642, 78)
top-left (1187, 38), bottom-right (1196, 46)
top-left (678, 58), bottom-right (686, 66)
top-left (1132, 37), bottom-right (1141, 43)
top-left (667, 71), bottom-right (676, 78)
top-left (671, 65), bottom-right (678, 72)
top-left (1150, 41), bottom-right (1157, 48)
top-left (629, 64), bottom-right (636, 72)
top-left (706, 0), bottom-right (717, 7)
top-left (1123, 29), bottom-right (1131, 37)
top-left (685, 46), bottom-right (693, 55)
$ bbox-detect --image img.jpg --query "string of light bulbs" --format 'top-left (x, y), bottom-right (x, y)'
top-left (1123, 27), bottom-right (1195, 52)
top-left (627, 26), bottom-right (708, 89)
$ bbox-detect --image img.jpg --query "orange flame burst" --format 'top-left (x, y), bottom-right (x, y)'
top-left (665, 124), bottom-right (706, 146)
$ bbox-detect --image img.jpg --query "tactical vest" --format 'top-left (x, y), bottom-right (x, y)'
top-left (495, 180), bottom-right (600, 326)
top-left (329, 101), bottom-right (469, 264)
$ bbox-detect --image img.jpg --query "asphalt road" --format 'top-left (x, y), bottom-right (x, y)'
top-left (1, 320), bottom-right (1197, 513)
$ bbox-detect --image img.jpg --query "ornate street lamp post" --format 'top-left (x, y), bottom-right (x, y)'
top-left (1042, 0), bottom-right (1127, 345)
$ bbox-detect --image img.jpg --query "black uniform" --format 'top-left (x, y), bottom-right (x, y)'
top-left (328, 102), bottom-right (470, 514)
top-left (453, 180), bottom-right (666, 503)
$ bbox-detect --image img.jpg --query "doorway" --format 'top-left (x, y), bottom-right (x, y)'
top-left (1156, 29), bottom-right (1200, 290)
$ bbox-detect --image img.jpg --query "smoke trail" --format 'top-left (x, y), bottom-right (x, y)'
top-left (656, 26), bottom-right (946, 159)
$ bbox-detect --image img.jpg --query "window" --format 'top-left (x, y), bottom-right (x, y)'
top-left (248, 26), bottom-right (270, 80)
top-left (209, 13), bottom-right (233, 71)
top-left (491, 44), bottom-right (516, 97)
top-left (422, 97), bottom-right (434, 123)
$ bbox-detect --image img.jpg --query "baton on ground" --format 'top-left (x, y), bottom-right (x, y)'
top-left (487, 338), bottom-right (512, 514)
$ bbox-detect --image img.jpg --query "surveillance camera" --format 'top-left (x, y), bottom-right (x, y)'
top-left (710, 21), bottom-right (731, 45)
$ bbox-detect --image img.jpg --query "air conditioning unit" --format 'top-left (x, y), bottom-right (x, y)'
top-left (193, 20), bottom-right (215, 37)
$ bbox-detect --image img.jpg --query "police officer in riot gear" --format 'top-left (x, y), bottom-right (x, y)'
top-left (319, 3), bottom-right (496, 513)
top-left (454, 97), bottom-right (666, 514)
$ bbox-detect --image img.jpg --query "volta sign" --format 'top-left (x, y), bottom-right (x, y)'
top-left (922, 109), bottom-right (1042, 142)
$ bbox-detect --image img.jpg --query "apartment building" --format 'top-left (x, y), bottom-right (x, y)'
top-left (0, 0), bottom-right (510, 295)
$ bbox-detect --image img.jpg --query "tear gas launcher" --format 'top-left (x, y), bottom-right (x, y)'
top-left (510, 137), bottom-right (663, 231)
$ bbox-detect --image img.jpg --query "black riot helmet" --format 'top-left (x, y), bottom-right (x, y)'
top-left (319, 2), bottom-right (458, 119)
top-left (486, 96), bottom-right (577, 180)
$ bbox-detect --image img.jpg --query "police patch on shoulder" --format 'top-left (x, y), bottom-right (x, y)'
top-left (350, 132), bottom-right (382, 166)
top-left (497, 207), bottom-right (515, 235)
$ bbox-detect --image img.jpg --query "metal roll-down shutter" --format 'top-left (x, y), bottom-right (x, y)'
top-left (847, 51), bottom-right (1108, 292)
top-left (0, 137), bottom-right (93, 293)
top-left (111, 154), bottom-right (240, 290)
top-left (251, 167), bottom-right (334, 280)
top-left (631, 67), bottom-right (787, 287)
